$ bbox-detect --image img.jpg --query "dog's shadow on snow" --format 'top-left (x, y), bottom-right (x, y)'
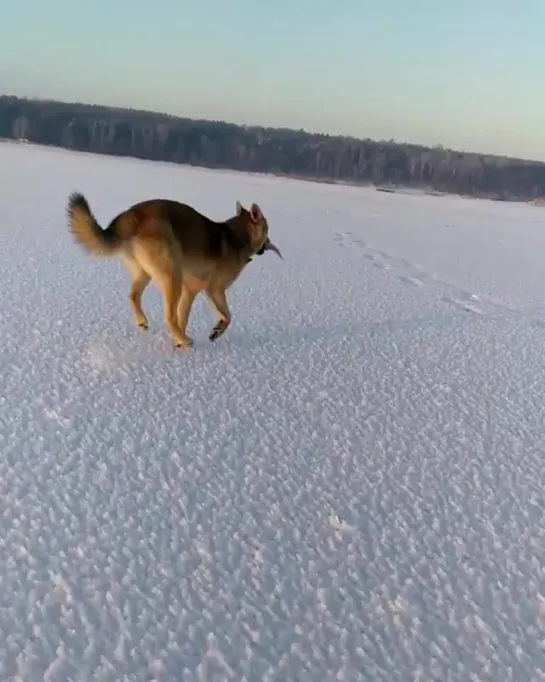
top-left (220, 308), bottom-right (489, 354)
top-left (83, 305), bottom-right (499, 373)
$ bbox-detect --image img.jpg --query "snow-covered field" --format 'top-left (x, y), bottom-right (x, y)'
top-left (2, 141), bottom-right (545, 681)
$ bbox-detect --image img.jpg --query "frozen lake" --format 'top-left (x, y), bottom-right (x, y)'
top-left (2, 141), bottom-right (545, 680)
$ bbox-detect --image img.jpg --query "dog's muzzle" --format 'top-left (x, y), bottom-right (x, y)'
top-left (257, 238), bottom-right (283, 259)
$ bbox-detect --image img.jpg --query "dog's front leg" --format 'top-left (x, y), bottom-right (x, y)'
top-left (205, 288), bottom-right (231, 342)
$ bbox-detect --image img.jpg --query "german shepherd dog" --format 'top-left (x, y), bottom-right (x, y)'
top-left (67, 193), bottom-right (282, 349)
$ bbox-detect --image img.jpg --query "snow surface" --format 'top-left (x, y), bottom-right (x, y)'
top-left (2, 141), bottom-right (545, 681)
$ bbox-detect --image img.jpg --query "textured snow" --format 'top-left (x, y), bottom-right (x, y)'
top-left (2, 141), bottom-right (545, 681)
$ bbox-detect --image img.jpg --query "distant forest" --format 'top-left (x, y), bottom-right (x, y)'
top-left (1, 94), bottom-right (544, 202)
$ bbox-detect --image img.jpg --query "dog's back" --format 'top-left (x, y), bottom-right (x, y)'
top-left (115, 199), bottom-right (247, 262)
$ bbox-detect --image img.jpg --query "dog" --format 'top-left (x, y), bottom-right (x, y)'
top-left (66, 193), bottom-right (282, 349)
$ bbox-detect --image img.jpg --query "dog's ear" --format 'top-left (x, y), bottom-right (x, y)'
top-left (249, 203), bottom-right (263, 222)
top-left (236, 200), bottom-right (244, 216)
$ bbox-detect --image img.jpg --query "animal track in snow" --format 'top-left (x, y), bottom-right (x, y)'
top-left (333, 230), bottom-right (517, 321)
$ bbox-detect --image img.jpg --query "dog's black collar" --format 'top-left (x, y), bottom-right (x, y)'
top-left (246, 244), bottom-right (267, 264)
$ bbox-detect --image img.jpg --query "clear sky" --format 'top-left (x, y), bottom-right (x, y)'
top-left (1, 0), bottom-right (544, 160)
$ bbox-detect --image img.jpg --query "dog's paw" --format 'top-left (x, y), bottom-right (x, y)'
top-left (175, 336), bottom-right (194, 350)
top-left (209, 319), bottom-right (229, 342)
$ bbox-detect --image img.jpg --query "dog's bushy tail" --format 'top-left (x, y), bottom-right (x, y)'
top-left (67, 192), bottom-right (122, 257)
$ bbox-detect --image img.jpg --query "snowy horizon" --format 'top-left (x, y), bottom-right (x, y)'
top-left (2, 140), bottom-right (545, 680)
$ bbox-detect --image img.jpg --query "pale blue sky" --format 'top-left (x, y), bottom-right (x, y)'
top-left (1, 0), bottom-right (544, 160)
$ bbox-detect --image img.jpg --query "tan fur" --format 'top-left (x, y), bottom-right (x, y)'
top-left (67, 193), bottom-right (282, 348)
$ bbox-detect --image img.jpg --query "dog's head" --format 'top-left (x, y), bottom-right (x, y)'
top-left (236, 201), bottom-right (283, 260)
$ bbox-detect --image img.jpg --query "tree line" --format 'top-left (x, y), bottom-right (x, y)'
top-left (1, 94), bottom-right (543, 202)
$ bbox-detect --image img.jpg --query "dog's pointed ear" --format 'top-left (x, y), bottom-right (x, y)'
top-left (236, 200), bottom-right (244, 216)
top-left (250, 203), bottom-right (263, 222)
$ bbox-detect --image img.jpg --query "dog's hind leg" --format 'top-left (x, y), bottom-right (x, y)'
top-left (205, 287), bottom-right (231, 342)
top-left (177, 286), bottom-right (198, 343)
top-left (159, 272), bottom-right (193, 350)
top-left (135, 244), bottom-right (193, 349)
top-left (124, 254), bottom-right (151, 330)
